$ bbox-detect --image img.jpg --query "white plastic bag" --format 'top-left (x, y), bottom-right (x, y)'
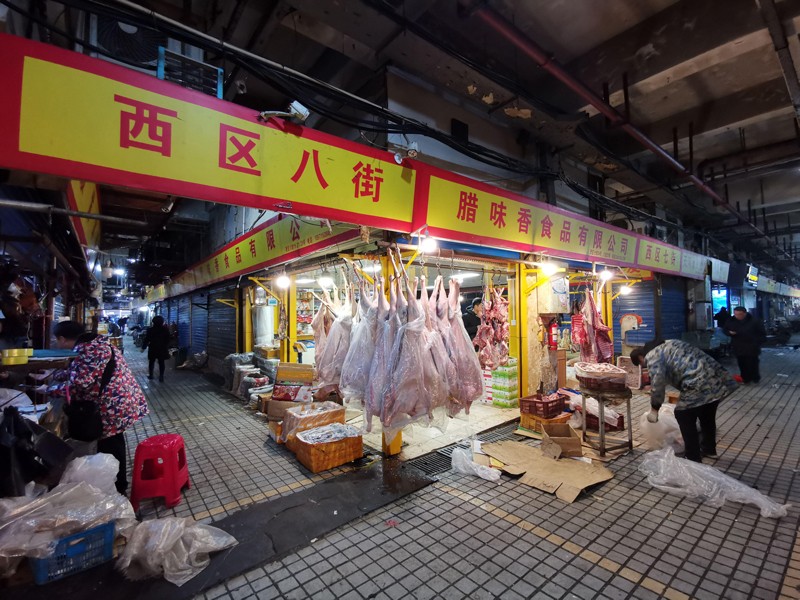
top-left (116, 517), bottom-right (238, 586)
top-left (638, 404), bottom-right (684, 452)
top-left (451, 447), bottom-right (501, 482)
top-left (568, 396), bottom-right (620, 426)
top-left (0, 482), bottom-right (136, 567)
top-left (60, 453), bottom-right (120, 495)
top-left (639, 447), bottom-right (790, 518)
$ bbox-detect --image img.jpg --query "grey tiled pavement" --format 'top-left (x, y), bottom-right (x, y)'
top-left (122, 344), bottom-right (800, 599)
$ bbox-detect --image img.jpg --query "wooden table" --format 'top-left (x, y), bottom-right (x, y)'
top-left (579, 386), bottom-right (633, 457)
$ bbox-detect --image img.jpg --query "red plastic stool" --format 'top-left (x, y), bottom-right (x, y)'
top-left (130, 433), bottom-right (190, 512)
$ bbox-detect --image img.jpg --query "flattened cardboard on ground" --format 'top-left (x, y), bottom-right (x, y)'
top-left (481, 440), bottom-right (613, 503)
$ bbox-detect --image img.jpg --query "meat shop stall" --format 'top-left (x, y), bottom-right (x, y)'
top-left (250, 242), bottom-right (527, 463)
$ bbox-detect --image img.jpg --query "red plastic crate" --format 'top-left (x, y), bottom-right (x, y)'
top-left (584, 412), bottom-right (625, 432)
top-left (520, 394), bottom-right (567, 419)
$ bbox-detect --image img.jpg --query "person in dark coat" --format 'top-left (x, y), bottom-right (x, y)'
top-left (724, 306), bottom-right (766, 384)
top-left (141, 315), bottom-right (171, 382)
top-left (713, 307), bottom-right (729, 329)
top-left (462, 298), bottom-right (483, 340)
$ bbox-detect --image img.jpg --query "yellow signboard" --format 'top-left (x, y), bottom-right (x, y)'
top-left (66, 180), bottom-right (101, 250)
top-left (0, 35), bottom-right (415, 231)
top-left (637, 239), bottom-right (681, 273)
top-left (149, 215), bottom-right (357, 300)
top-left (421, 173), bottom-right (636, 266)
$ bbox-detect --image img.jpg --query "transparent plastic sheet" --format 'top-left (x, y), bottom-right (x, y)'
top-left (451, 447), bottom-right (501, 482)
top-left (59, 453), bottom-right (120, 495)
top-left (252, 304), bottom-right (275, 348)
top-left (316, 311), bottom-right (354, 388)
top-left (639, 448), bottom-right (790, 518)
top-left (340, 285), bottom-right (378, 405)
top-left (364, 290), bottom-right (394, 432)
top-left (0, 481), bottom-right (136, 571)
top-left (638, 405), bottom-right (684, 452)
top-left (221, 353), bottom-right (255, 391)
top-left (382, 311), bottom-right (432, 439)
top-left (116, 516), bottom-right (237, 586)
top-left (280, 401), bottom-right (345, 442)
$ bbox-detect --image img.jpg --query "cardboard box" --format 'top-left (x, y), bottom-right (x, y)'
top-left (482, 440), bottom-right (613, 503)
top-left (282, 401), bottom-right (346, 446)
top-left (541, 423), bottom-right (582, 458)
top-left (520, 411), bottom-right (571, 433)
top-left (268, 421), bottom-right (283, 444)
top-left (275, 362), bottom-right (314, 385)
top-left (267, 399), bottom-right (301, 422)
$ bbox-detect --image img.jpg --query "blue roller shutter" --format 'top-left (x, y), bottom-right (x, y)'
top-left (191, 292), bottom-right (208, 354)
top-left (659, 276), bottom-right (687, 341)
top-left (207, 285), bottom-right (237, 363)
top-left (177, 295), bottom-right (190, 348)
top-left (612, 280), bottom-right (657, 355)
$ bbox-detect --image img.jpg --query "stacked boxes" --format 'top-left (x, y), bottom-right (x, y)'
top-left (491, 358), bottom-right (519, 408)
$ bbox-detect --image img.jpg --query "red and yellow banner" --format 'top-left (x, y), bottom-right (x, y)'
top-left (66, 180), bottom-right (101, 250)
top-left (148, 215), bottom-right (357, 300)
top-left (0, 34), bottom-right (415, 231)
top-left (417, 170), bottom-right (637, 267)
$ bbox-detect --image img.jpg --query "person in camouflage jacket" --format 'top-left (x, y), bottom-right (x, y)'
top-left (631, 339), bottom-right (736, 462)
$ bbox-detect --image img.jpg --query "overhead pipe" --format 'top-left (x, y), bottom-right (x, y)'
top-left (0, 198), bottom-right (149, 226)
top-left (462, 2), bottom-right (795, 262)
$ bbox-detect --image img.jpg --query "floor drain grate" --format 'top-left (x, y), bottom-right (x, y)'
top-left (476, 422), bottom-right (519, 443)
top-left (405, 451), bottom-right (453, 476)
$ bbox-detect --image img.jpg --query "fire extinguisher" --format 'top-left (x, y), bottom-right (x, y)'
top-left (548, 319), bottom-right (559, 350)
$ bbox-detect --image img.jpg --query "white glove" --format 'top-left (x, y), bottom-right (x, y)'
top-left (646, 408), bottom-right (659, 423)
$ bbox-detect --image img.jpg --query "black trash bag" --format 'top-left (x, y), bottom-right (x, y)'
top-left (0, 406), bottom-right (74, 497)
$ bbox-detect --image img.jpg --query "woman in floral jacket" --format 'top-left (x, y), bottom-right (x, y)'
top-left (50, 320), bottom-right (148, 493)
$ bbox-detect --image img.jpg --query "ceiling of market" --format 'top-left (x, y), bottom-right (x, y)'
top-left (4, 0), bottom-right (800, 290)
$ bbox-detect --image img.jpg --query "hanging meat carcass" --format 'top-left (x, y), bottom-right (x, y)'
top-left (474, 286), bottom-right (510, 369)
top-left (315, 278), bottom-right (354, 397)
top-left (443, 278), bottom-right (484, 414)
top-left (340, 276), bottom-right (379, 405)
top-left (311, 287), bottom-right (335, 360)
top-left (382, 276), bottom-right (431, 436)
top-left (365, 275), bottom-right (399, 431)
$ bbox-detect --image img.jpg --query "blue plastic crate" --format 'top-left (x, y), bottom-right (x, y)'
top-left (30, 521), bottom-right (115, 585)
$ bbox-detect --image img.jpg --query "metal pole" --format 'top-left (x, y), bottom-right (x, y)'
top-left (0, 199), bottom-right (149, 226)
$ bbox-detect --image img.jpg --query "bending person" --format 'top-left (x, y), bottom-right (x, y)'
top-left (630, 339), bottom-right (736, 463)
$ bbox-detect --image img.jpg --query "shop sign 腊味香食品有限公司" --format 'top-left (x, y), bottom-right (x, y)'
top-left (418, 172), bottom-right (638, 266)
top-left (0, 34), bottom-right (416, 232)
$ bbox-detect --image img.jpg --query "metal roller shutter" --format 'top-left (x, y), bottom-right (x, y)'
top-left (177, 295), bottom-right (191, 348)
top-left (612, 280), bottom-right (657, 355)
top-left (190, 292), bottom-right (208, 354)
top-left (207, 285), bottom-right (238, 364)
top-left (659, 276), bottom-right (687, 341)
top-left (53, 295), bottom-right (65, 321)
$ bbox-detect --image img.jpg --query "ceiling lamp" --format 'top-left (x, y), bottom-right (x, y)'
top-left (419, 232), bottom-right (438, 253)
top-left (540, 262), bottom-right (559, 277)
top-left (276, 274), bottom-right (291, 289)
top-left (598, 269), bottom-right (614, 281)
top-left (619, 285), bottom-right (633, 295)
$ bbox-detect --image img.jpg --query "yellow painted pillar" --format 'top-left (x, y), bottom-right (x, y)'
top-left (243, 288), bottom-right (253, 352)
top-left (516, 263), bottom-right (529, 396)
top-left (601, 283), bottom-right (614, 344)
top-left (288, 280), bottom-right (298, 363)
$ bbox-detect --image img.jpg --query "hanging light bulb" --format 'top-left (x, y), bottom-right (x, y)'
top-left (599, 269), bottom-right (614, 281)
top-left (276, 274), bottom-right (291, 289)
top-left (540, 262), bottom-right (559, 277)
top-left (420, 234), bottom-right (438, 253)
top-left (619, 285), bottom-right (633, 295)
